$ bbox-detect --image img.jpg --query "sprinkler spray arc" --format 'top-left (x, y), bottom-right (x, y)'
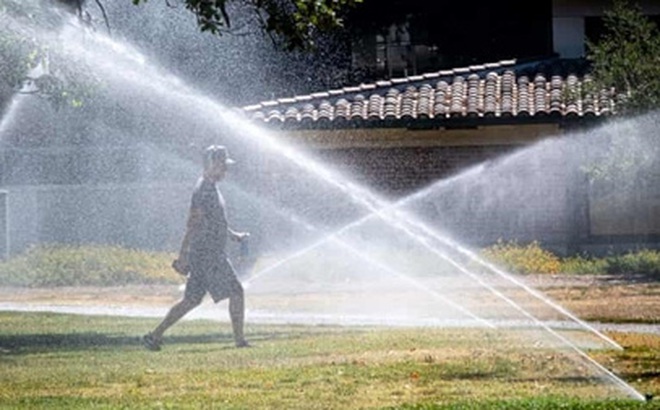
top-left (74, 23), bottom-right (645, 398)
top-left (232, 118), bottom-right (622, 350)
top-left (3, 14), bottom-right (646, 401)
top-left (233, 190), bottom-right (494, 328)
top-left (211, 113), bottom-right (644, 399)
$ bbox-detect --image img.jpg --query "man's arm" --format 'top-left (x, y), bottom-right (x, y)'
top-left (174, 208), bottom-right (202, 271)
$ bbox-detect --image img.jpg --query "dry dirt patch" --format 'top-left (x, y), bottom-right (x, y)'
top-left (0, 275), bottom-right (657, 324)
top-left (0, 285), bottom-right (182, 307)
top-left (525, 274), bottom-right (660, 323)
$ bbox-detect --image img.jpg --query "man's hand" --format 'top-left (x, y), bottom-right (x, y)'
top-left (172, 258), bottom-right (189, 276)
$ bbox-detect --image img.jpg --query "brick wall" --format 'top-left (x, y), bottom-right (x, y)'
top-left (312, 142), bottom-right (578, 251)
top-left (317, 145), bottom-right (516, 197)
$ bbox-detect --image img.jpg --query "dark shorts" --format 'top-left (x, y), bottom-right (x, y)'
top-left (185, 256), bottom-right (243, 303)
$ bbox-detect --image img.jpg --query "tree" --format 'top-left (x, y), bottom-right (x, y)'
top-left (129, 0), bottom-right (363, 51)
top-left (0, 0), bottom-right (96, 111)
top-left (587, 0), bottom-right (660, 114)
top-left (583, 1), bottom-right (660, 187)
top-left (0, 0), bottom-right (362, 113)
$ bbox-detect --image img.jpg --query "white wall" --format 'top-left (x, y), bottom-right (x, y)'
top-left (553, 17), bottom-right (585, 58)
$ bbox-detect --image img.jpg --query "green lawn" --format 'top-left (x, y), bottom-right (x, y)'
top-left (0, 312), bottom-right (657, 409)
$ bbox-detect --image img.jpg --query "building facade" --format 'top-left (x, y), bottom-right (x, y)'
top-left (242, 0), bottom-right (660, 253)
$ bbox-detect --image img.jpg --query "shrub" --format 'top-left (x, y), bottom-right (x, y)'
top-left (0, 244), bottom-right (181, 287)
top-left (481, 240), bottom-right (561, 275)
top-left (605, 249), bottom-right (660, 278)
top-left (560, 255), bottom-right (608, 275)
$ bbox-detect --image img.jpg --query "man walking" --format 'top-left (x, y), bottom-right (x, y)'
top-left (143, 145), bottom-right (250, 350)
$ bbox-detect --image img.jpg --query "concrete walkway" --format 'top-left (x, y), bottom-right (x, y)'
top-left (1, 299), bottom-right (658, 335)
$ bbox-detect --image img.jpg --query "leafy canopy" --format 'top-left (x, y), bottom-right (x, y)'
top-left (582, 1), bottom-right (660, 186)
top-left (1, 0), bottom-right (361, 111)
top-left (131, 0), bottom-right (362, 51)
top-left (0, 0), bottom-right (97, 108)
top-left (587, 0), bottom-right (660, 114)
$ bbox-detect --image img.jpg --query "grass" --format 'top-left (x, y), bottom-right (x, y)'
top-left (0, 245), bottom-right (657, 407)
top-left (0, 245), bottom-right (179, 287)
top-left (3, 244), bottom-right (660, 290)
top-left (0, 312), bottom-right (658, 409)
top-left (482, 241), bottom-right (660, 278)
top-left (543, 280), bottom-right (660, 324)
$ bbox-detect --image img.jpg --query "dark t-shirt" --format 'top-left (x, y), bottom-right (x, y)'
top-left (189, 177), bottom-right (228, 259)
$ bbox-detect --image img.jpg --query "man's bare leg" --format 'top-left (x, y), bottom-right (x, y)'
top-left (229, 287), bottom-right (249, 347)
top-left (144, 297), bottom-right (201, 349)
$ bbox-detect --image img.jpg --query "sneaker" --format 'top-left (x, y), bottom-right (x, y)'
top-left (142, 333), bottom-right (161, 351)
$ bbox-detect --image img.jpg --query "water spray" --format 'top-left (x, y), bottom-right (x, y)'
top-left (4, 16), bottom-right (646, 400)
top-left (232, 186), bottom-right (492, 327)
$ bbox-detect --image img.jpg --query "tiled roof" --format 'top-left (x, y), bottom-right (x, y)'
top-left (242, 58), bottom-right (616, 128)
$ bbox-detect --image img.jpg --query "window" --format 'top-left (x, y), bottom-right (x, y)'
top-left (363, 1), bottom-right (553, 79)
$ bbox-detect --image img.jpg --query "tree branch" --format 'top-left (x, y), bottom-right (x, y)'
top-left (94, 0), bottom-right (112, 34)
top-left (251, 4), bottom-right (278, 48)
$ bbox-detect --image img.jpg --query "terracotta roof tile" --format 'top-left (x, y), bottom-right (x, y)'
top-left (243, 58), bottom-right (616, 127)
top-left (484, 72), bottom-right (498, 117)
top-left (344, 86), bottom-right (362, 93)
top-left (284, 106), bottom-right (299, 122)
top-left (349, 94), bottom-right (365, 119)
top-left (310, 92), bottom-right (330, 99)
top-left (318, 100), bottom-right (334, 121)
top-left (434, 81), bottom-right (450, 117)
top-left (533, 74), bottom-right (548, 115)
top-left (336, 98), bottom-right (351, 119)
top-left (391, 77), bottom-right (411, 85)
top-left (418, 84), bottom-right (433, 119)
top-left (368, 94), bottom-right (383, 119)
top-left (266, 109), bottom-right (283, 122)
top-left (301, 103), bottom-right (316, 121)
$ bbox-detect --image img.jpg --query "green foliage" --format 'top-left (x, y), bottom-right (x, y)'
top-left (0, 29), bottom-right (34, 86)
top-left (131, 0), bottom-right (362, 51)
top-left (587, 0), bottom-right (660, 114)
top-left (561, 255), bottom-right (608, 275)
top-left (481, 240), bottom-right (561, 274)
top-left (1, 312), bottom-right (657, 409)
top-left (583, 1), bottom-right (660, 185)
top-left (0, 0), bottom-right (98, 109)
top-left (0, 244), bottom-right (180, 287)
top-left (606, 249), bottom-right (660, 277)
top-left (581, 119), bottom-right (656, 186)
top-left (483, 240), bottom-right (660, 278)
top-left (2, 243), bottom-right (659, 288)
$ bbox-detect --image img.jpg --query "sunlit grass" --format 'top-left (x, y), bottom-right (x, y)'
top-left (482, 241), bottom-right (660, 278)
top-left (0, 245), bottom-right (179, 287)
top-left (2, 244), bottom-right (660, 290)
top-left (0, 312), bottom-right (657, 409)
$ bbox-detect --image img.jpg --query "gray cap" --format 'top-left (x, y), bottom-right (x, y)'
top-left (203, 145), bottom-right (235, 169)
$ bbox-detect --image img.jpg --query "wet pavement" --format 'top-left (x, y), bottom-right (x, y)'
top-left (0, 283), bottom-right (657, 335)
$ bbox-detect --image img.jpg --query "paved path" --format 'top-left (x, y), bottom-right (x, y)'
top-left (0, 283), bottom-right (657, 335)
top-left (0, 299), bottom-right (657, 335)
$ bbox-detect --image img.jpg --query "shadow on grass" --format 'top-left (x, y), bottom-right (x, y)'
top-left (620, 369), bottom-right (660, 383)
top-left (601, 273), bottom-right (660, 285)
top-left (0, 329), bottom-right (319, 355)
